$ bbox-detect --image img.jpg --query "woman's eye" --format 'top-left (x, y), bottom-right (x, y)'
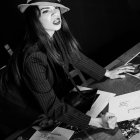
top-left (42, 10), bottom-right (49, 14)
top-left (55, 7), bottom-right (59, 9)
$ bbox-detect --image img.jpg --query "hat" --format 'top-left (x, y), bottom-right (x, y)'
top-left (18, 0), bottom-right (70, 13)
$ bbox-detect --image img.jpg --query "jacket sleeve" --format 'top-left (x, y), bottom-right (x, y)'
top-left (70, 51), bottom-right (106, 81)
top-left (24, 52), bottom-right (91, 129)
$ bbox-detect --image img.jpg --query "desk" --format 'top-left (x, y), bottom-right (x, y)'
top-left (13, 74), bottom-right (140, 140)
top-left (89, 74), bottom-right (140, 140)
top-left (95, 74), bottom-right (140, 95)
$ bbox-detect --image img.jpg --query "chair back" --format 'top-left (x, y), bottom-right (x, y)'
top-left (69, 68), bottom-right (94, 87)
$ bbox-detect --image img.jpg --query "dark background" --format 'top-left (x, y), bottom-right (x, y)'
top-left (1, 0), bottom-right (140, 67)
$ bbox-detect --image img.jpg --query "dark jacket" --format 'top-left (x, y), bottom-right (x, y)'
top-left (0, 44), bottom-right (106, 130)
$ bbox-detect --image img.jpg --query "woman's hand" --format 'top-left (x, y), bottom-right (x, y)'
top-left (89, 112), bottom-right (117, 129)
top-left (105, 64), bottom-right (135, 79)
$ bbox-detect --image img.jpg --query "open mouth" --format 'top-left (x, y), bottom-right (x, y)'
top-left (53, 18), bottom-right (61, 25)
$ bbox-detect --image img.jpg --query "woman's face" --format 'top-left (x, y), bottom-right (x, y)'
top-left (38, 5), bottom-right (62, 37)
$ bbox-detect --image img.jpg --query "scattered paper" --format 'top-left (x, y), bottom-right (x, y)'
top-left (29, 131), bottom-right (45, 140)
top-left (109, 90), bottom-right (140, 122)
top-left (86, 90), bottom-right (116, 118)
top-left (29, 127), bottom-right (74, 140)
top-left (51, 127), bottom-right (74, 140)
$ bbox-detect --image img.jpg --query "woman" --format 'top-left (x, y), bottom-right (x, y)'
top-left (2, 0), bottom-right (135, 138)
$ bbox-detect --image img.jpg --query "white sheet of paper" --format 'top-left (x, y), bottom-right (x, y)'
top-left (29, 131), bottom-right (45, 140)
top-left (86, 90), bottom-right (116, 118)
top-left (51, 127), bottom-right (74, 140)
top-left (109, 90), bottom-right (140, 122)
top-left (29, 127), bottom-right (74, 140)
top-left (29, 131), bottom-right (67, 140)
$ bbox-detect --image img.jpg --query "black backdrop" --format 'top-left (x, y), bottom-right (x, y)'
top-left (1, 0), bottom-right (140, 67)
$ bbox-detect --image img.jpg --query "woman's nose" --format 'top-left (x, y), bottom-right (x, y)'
top-left (52, 9), bottom-right (60, 16)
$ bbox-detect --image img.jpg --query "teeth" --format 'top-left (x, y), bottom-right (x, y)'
top-left (54, 19), bottom-right (59, 23)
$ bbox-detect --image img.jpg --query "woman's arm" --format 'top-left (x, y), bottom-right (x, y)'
top-left (70, 51), bottom-right (135, 80)
top-left (70, 51), bottom-right (106, 81)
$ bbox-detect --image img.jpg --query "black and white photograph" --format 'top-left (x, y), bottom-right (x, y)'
top-left (1, 0), bottom-right (140, 140)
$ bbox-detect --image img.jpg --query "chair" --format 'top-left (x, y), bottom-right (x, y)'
top-left (69, 67), bottom-right (95, 87)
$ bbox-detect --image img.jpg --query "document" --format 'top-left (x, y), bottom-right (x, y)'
top-left (29, 127), bottom-right (74, 140)
top-left (86, 90), bottom-right (116, 118)
top-left (50, 127), bottom-right (74, 140)
top-left (109, 90), bottom-right (140, 122)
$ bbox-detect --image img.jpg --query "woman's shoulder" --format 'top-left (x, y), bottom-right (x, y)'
top-left (25, 43), bottom-right (47, 58)
top-left (23, 43), bottom-right (48, 65)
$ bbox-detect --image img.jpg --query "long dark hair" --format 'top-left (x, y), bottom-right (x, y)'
top-left (23, 5), bottom-right (81, 65)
